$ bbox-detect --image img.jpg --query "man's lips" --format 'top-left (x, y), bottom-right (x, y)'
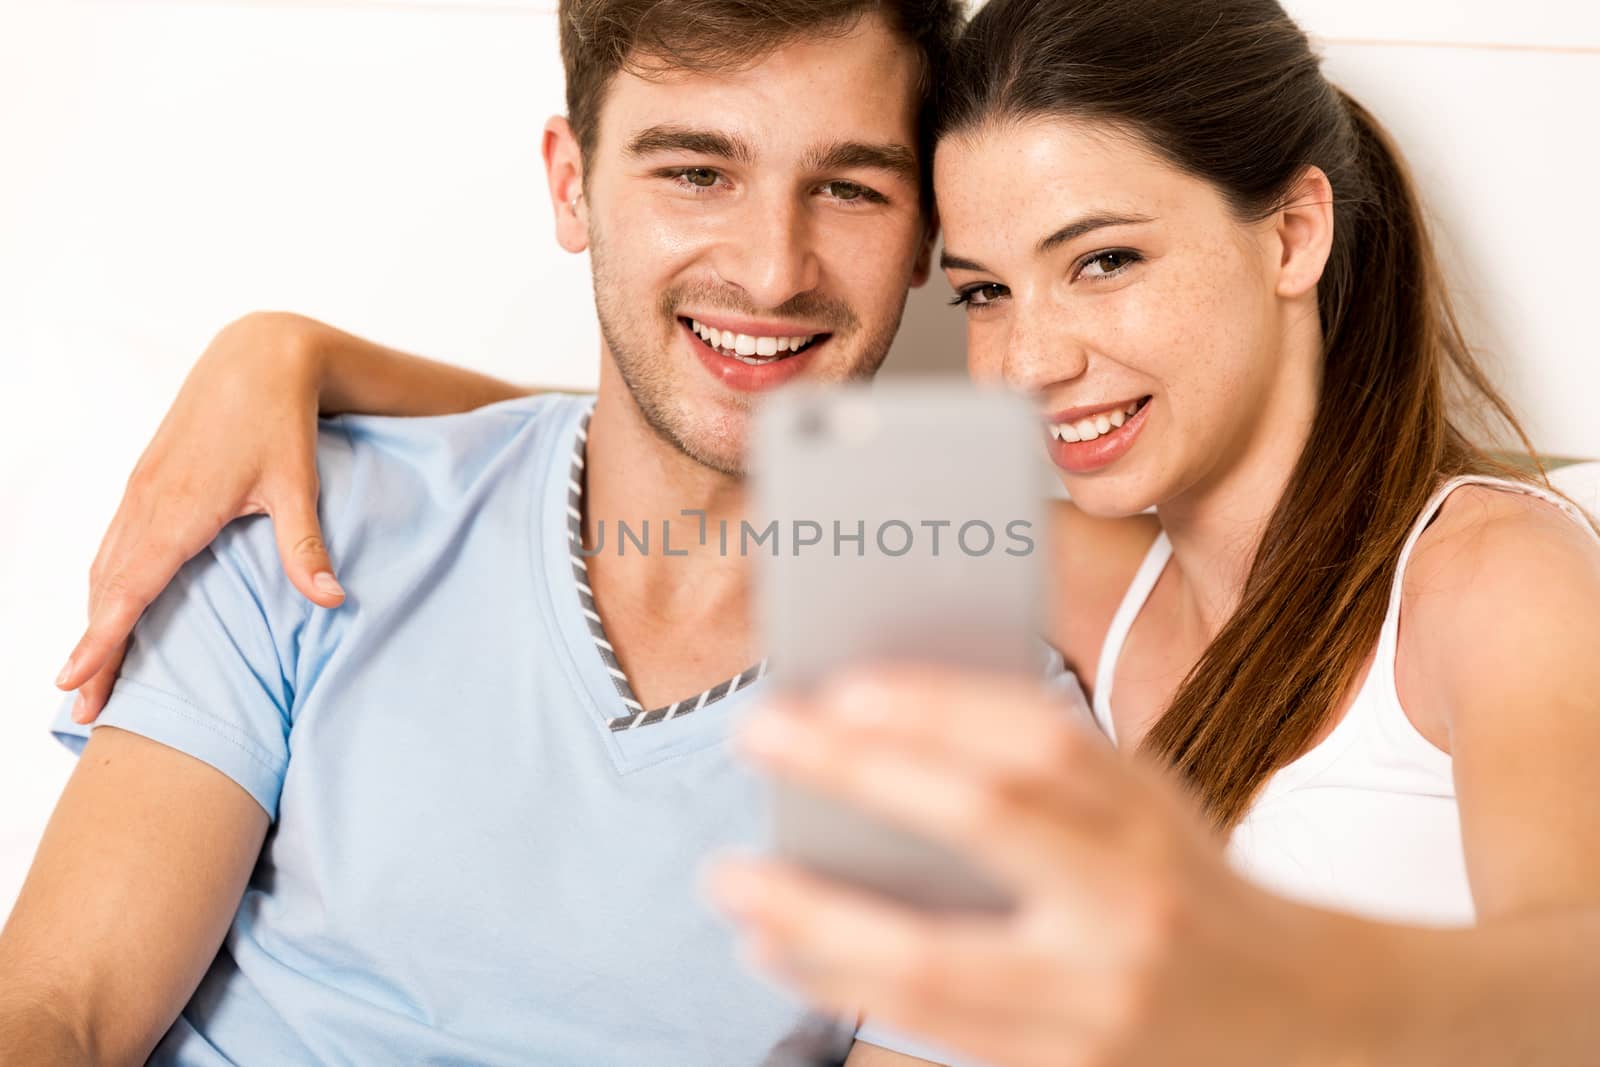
top-left (679, 314), bottom-right (831, 362)
top-left (679, 310), bottom-right (835, 339)
top-left (681, 317), bottom-right (828, 392)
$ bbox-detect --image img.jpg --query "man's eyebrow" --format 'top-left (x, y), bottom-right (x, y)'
top-left (941, 212), bottom-right (1156, 273)
top-left (625, 125), bottom-right (756, 165)
top-left (801, 141), bottom-right (920, 185)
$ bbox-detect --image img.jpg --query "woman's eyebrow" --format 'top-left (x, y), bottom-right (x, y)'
top-left (942, 211), bottom-right (1157, 273)
top-left (939, 250), bottom-right (988, 272)
top-left (1035, 211), bottom-right (1154, 254)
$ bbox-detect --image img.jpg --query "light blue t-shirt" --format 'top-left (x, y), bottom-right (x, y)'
top-left (49, 393), bottom-right (867, 1065)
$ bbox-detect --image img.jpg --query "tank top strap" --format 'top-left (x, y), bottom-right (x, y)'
top-left (1364, 473), bottom-right (1600, 780)
top-left (1091, 528), bottom-right (1172, 745)
top-left (1376, 472), bottom-right (1600, 666)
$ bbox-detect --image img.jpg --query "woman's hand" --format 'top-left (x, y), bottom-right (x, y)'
top-left (708, 667), bottom-right (1378, 1067)
top-left (56, 311), bottom-right (344, 722)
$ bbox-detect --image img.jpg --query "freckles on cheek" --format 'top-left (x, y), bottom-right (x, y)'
top-left (964, 328), bottom-right (1009, 385)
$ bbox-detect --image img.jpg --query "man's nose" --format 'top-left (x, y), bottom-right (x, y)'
top-left (711, 195), bottom-right (822, 310)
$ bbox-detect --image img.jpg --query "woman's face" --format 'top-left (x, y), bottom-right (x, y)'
top-left (935, 118), bottom-right (1312, 518)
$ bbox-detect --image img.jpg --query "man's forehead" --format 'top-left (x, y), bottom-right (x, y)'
top-left (594, 21), bottom-right (923, 153)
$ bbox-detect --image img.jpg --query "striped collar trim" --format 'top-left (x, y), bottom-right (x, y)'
top-left (564, 404), bottom-right (768, 731)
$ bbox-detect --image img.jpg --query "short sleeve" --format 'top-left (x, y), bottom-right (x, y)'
top-left (48, 471), bottom-right (339, 821)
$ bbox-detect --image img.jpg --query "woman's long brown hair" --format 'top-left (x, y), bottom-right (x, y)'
top-left (941, 0), bottom-right (1600, 830)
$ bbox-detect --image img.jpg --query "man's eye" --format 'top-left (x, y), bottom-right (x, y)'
top-left (821, 180), bottom-right (883, 204)
top-left (662, 167), bottom-right (724, 191)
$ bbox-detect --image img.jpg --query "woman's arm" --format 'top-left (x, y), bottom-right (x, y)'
top-left (0, 727), bottom-right (270, 1064)
top-left (711, 630), bottom-right (1600, 1066)
top-left (1374, 488), bottom-right (1600, 1060)
top-left (57, 311), bottom-right (541, 721)
top-left (291, 312), bottom-right (537, 418)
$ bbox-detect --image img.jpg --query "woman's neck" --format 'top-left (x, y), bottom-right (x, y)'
top-left (1154, 330), bottom-right (1322, 644)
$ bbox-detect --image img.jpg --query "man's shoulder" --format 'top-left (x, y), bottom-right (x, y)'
top-left (324, 391), bottom-right (592, 470)
top-left (211, 392), bottom-right (592, 592)
top-left (316, 391), bottom-right (591, 516)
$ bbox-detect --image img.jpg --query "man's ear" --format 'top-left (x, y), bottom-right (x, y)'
top-left (543, 116), bottom-right (588, 254)
top-left (910, 204), bottom-right (940, 288)
top-left (1273, 165), bottom-right (1334, 300)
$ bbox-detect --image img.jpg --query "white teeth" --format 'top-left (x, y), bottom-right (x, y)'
top-left (687, 319), bottom-right (821, 359)
top-left (1048, 397), bottom-right (1147, 444)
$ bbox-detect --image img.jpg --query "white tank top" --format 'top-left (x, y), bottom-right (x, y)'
top-left (1089, 474), bottom-right (1600, 926)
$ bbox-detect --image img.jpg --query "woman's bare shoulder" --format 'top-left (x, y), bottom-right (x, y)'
top-left (1044, 499), bottom-right (1164, 682)
top-left (1399, 483), bottom-right (1600, 749)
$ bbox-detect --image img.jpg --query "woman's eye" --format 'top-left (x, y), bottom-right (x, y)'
top-left (1079, 249), bottom-right (1141, 280)
top-left (948, 283), bottom-right (1008, 309)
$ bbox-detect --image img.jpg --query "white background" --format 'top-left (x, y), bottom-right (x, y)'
top-left (2, 0), bottom-right (1598, 917)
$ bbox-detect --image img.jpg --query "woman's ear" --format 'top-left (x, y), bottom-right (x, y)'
top-left (1273, 165), bottom-right (1335, 299)
top-left (543, 116), bottom-right (588, 255)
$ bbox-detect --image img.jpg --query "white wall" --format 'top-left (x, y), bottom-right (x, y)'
top-left (2, 0), bottom-right (1597, 917)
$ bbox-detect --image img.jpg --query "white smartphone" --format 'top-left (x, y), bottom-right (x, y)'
top-left (751, 380), bottom-right (1048, 912)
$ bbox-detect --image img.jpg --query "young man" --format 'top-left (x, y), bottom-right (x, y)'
top-left (0, 1), bottom-right (967, 1062)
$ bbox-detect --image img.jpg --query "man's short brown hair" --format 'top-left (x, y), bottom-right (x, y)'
top-left (559, 0), bottom-right (964, 209)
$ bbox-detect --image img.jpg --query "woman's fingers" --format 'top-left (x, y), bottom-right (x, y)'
top-left (738, 699), bottom-right (1124, 899)
top-left (267, 472), bottom-right (343, 609)
top-left (803, 666), bottom-right (1124, 803)
top-left (58, 503), bottom-right (193, 695)
top-left (69, 643), bottom-right (127, 724)
top-left (708, 857), bottom-right (1097, 1067)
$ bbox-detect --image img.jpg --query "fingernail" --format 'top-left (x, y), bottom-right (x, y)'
top-left (313, 572), bottom-right (344, 599)
top-left (55, 657), bottom-right (76, 688)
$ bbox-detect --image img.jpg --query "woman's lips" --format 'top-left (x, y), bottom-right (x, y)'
top-left (1045, 395), bottom-right (1152, 473)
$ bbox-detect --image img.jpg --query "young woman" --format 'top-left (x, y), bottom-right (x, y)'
top-left (47, 0), bottom-right (1600, 1063)
top-left (706, 0), bottom-right (1600, 1063)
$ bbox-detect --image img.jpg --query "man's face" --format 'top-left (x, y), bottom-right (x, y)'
top-left (571, 16), bottom-right (931, 475)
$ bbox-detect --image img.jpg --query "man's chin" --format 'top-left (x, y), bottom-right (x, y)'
top-left (641, 399), bottom-right (751, 479)
top-left (678, 423), bottom-right (750, 479)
